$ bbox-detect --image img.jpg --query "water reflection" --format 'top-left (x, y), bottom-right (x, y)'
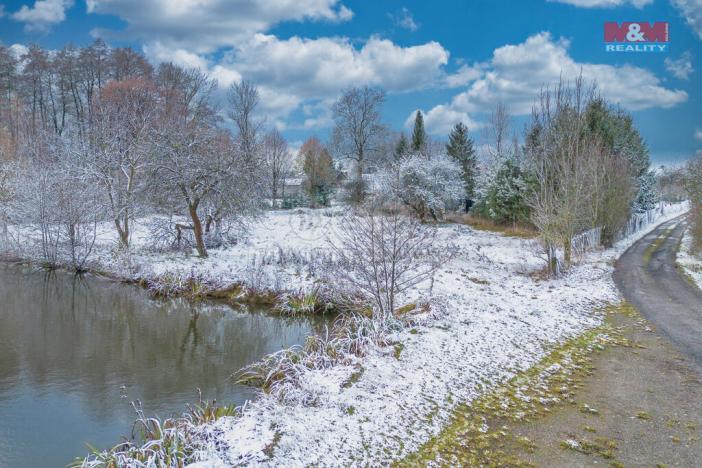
top-left (0, 265), bottom-right (322, 468)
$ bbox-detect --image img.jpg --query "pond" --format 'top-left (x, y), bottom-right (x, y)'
top-left (0, 264), bottom-right (324, 467)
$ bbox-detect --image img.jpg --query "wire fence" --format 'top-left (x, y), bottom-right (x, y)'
top-left (614, 202), bottom-right (687, 243)
top-left (572, 226), bottom-right (603, 257)
top-left (570, 202), bottom-right (687, 257)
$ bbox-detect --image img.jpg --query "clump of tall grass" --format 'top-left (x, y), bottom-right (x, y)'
top-left (146, 269), bottom-right (221, 299)
top-left (235, 330), bottom-right (348, 406)
top-left (235, 312), bottom-right (404, 405)
top-left (75, 391), bottom-right (238, 468)
top-left (275, 287), bottom-right (336, 316)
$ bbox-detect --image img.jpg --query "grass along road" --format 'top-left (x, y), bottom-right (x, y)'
top-left (398, 303), bottom-right (702, 467)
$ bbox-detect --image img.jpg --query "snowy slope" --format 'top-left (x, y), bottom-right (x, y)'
top-left (180, 204), bottom-right (687, 467)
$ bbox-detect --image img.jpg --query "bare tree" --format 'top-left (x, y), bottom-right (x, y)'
top-left (11, 130), bottom-right (100, 270)
top-left (329, 208), bottom-right (443, 321)
top-left (263, 129), bottom-right (292, 207)
top-left (657, 166), bottom-right (687, 203)
top-left (201, 131), bottom-right (261, 243)
top-left (228, 80), bottom-right (263, 163)
top-left (589, 147), bottom-right (634, 246)
top-left (152, 65), bottom-right (261, 257)
top-left (0, 45), bottom-right (20, 141)
top-left (151, 65), bottom-right (221, 257)
top-left (525, 78), bottom-right (597, 272)
top-left (85, 78), bottom-right (157, 248)
top-left (525, 76), bottom-right (637, 272)
top-left (331, 86), bottom-right (386, 203)
top-left (484, 102), bottom-right (512, 163)
top-left (0, 159), bottom-right (15, 245)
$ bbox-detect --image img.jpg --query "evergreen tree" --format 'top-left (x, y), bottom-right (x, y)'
top-left (411, 110), bottom-right (426, 154)
top-left (634, 170), bottom-right (659, 212)
top-left (446, 122), bottom-right (478, 199)
top-left (394, 132), bottom-right (409, 161)
top-left (475, 158), bottom-right (531, 225)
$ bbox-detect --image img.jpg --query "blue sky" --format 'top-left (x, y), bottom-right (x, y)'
top-left (1, 0), bottom-right (700, 164)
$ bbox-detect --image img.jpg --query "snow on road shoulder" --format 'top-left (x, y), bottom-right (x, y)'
top-left (677, 226), bottom-right (702, 291)
top-left (184, 206), bottom-right (687, 467)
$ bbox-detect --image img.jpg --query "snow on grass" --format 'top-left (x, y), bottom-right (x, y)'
top-left (188, 242), bottom-right (604, 465)
top-left (677, 225), bottom-right (702, 291)
top-left (87, 208), bottom-right (346, 294)
top-left (138, 205), bottom-right (683, 467)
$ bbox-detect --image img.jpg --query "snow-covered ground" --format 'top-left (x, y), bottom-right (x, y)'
top-left (185, 204), bottom-right (686, 466)
top-left (5, 203), bottom-right (688, 466)
top-left (677, 226), bottom-right (702, 291)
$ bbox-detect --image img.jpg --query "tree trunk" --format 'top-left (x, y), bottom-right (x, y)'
top-left (1, 218), bottom-right (7, 247)
top-left (115, 217), bottom-right (129, 248)
top-left (189, 204), bottom-right (207, 257)
top-left (548, 244), bottom-right (559, 276)
top-left (354, 158), bottom-right (364, 204)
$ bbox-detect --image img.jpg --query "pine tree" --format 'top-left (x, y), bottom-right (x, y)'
top-left (478, 158), bottom-right (531, 225)
top-left (634, 170), bottom-right (659, 212)
top-left (394, 132), bottom-right (409, 161)
top-left (411, 110), bottom-right (426, 154)
top-left (446, 122), bottom-right (477, 199)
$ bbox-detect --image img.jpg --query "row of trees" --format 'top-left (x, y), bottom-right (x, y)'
top-left (686, 153), bottom-right (702, 252)
top-left (322, 78), bottom-right (657, 275)
top-left (0, 42), bottom-right (660, 275)
top-left (0, 41), bottom-right (285, 263)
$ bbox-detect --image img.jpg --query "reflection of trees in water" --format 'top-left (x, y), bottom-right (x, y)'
top-left (0, 265), bottom-right (324, 419)
top-left (178, 311), bottom-right (201, 368)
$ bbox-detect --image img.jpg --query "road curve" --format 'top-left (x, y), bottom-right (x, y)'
top-left (614, 216), bottom-right (702, 369)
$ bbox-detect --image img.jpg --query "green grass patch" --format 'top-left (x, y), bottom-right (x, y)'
top-left (397, 303), bottom-right (634, 467)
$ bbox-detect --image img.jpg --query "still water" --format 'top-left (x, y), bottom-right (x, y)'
top-left (0, 265), bottom-right (322, 467)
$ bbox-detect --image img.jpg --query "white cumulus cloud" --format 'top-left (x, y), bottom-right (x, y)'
top-left (404, 105), bottom-right (482, 137)
top-left (87, 0), bottom-right (354, 53)
top-left (11, 0), bottom-right (73, 32)
top-left (415, 32), bottom-right (687, 135)
top-left (671, 0), bottom-right (702, 40)
top-left (145, 33), bottom-right (450, 126)
top-left (665, 52), bottom-right (694, 80)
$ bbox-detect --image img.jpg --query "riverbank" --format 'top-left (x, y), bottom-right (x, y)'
top-left (1, 208), bottom-right (355, 313)
top-left (0, 263), bottom-right (331, 468)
